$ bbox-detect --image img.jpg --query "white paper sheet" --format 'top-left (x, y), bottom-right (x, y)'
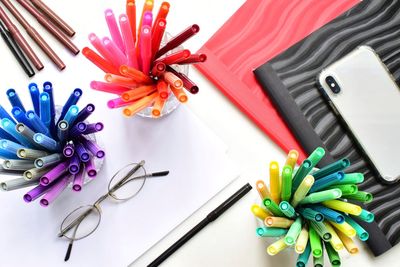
top-left (0, 107), bottom-right (238, 267)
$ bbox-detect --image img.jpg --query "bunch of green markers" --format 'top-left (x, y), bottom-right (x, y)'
top-left (251, 147), bottom-right (374, 267)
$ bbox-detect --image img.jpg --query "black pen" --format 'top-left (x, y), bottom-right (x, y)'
top-left (0, 19), bottom-right (34, 77)
top-left (147, 183), bottom-right (253, 267)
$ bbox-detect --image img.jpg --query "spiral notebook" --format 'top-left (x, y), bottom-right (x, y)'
top-left (195, 0), bottom-right (360, 161)
top-left (254, 0), bottom-right (400, 256)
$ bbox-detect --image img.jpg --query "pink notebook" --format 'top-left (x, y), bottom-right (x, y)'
top-left (196, 0), bottom-right (359, 161)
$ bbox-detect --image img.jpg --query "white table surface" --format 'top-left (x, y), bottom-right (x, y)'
top-left (0, 0), bottom-right (399, 266)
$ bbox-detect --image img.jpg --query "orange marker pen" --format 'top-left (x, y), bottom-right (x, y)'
top-left (256, 180), bottom-right (271, 200)
top-left (123, 91), bottom-right (158, 117)
top-left (82, 47), bottom-right (119, 75)
top-left (152, 95), bottom-right (166, 118)
top-left (153, 2), bottom-right (169, 33)
top-left (121, 85), bottom-right (156, 102)
top-left (126, 0), bottom-right (136, 44)
top-left (163, 71), bottom-right (183, 89)
top-left (120, 65), bottom-right (153, 84)
top-left (156, 80), bottom-right (169, 100)
top-left (170, 85), bottom-right (188, 103)
top-left (105, 73), bottom-right (138, 88)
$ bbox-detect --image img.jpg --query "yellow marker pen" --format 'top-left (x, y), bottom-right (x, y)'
top-left (264, 216), bottom-right (294, 228)
top-left (322, 200), bottom-right (362, 216)
top-left (285, 149), bottom-right (299, 170)
top-left (330, 221), bottom-right (356, 238)
top-left (291, 175), bottom-right (314, 207)
top-left (336, 229), bottom-right (359, 254)
top-left (267, 237), bottom-right (288, 256)
top-left (269, 161), bottom-right (280, 203)
top-left (323, 221), bottom-right (344, 251)
top-left (251, 204), bottom-right (270, 220)
top-left (295, 225), bottom-right (309, 254)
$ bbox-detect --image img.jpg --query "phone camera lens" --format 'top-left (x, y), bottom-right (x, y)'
top-left (325, 76), bottom-right (340, 94)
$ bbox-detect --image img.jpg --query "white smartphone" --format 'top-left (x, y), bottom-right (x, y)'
top-left (318, 46), bottom-right (400, 183)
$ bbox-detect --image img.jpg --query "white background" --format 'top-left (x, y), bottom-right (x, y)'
top-left (0, 0), bottom-right (399, 266)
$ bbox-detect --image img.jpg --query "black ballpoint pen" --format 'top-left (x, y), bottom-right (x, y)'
top-left (0, 19), bottom-right (35, 77)
top-left (147, 183), bottom-right (253, 267)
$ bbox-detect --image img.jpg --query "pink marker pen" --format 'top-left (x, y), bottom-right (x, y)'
top-left (105, 9), bottom-right (125, 54)
top-left (119, 14), bottom-right (138, 69)
top-left (103, 37), bottom-right (127, 68)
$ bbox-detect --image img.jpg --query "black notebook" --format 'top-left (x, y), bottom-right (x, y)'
top-left (254, 0), bottom-right (400, 256)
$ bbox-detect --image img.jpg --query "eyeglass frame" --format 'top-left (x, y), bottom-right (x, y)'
top-left (58, 160), bottom-right (169, 261)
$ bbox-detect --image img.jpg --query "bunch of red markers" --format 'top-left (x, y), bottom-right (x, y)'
top-left (0, 82), bottom-right (105, 207)
top-left (83, 0), bottom-right (206, 118)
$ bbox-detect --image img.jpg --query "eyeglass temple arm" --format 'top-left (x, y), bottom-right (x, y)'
top-left (118, 170), bottom-right (170, 188)
top-left (151, 170), bottom-right (170, 177)
top-left (64, 221), bottom-right (80, 262)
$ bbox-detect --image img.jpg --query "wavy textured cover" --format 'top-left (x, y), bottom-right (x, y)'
top-left (255, 0), bottom-right (400, 256)
top-left (195, 0), bottom-right (360, 162)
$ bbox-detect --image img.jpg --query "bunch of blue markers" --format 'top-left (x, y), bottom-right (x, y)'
top-left (251, 147), bottom-right (374, 267)
top-left (0, 82), bottom-right (105, 207)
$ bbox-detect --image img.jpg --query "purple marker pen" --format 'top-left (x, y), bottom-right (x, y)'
top-left (40, 160), bottom-right (69, 185)
top-left (68, 154), bottom-right (80, 174)
top-left (72, 164), bottom-right (85, 192)
top-left (63, 142), bottom-right (74, 157)
top-left (23, 183), bottom-right (51, 202)
top-left (85, 157), bottom-right (97, 178)
top-left (40, 173), bottom-right (71, 207)
top-left (79, 136), bottom-right (105, 158)
top-left (75, 141), bottom-right (90, 162)
top-left (82, 122), bottom-right (104, 135)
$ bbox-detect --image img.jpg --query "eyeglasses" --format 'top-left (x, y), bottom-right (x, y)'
top-left (58, 160), bottom-right (169, 261)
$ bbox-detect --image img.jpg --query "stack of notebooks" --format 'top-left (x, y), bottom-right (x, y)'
top-left (196, 0), bottom-right (360, 162)
top-left (197, 0), bottom-right (400, 257)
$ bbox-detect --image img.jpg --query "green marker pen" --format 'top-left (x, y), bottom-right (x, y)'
top-left (309, 220), bottom-right (332, 241)
top-left (327, 184), bottom-right (358, 195)
top-left (256, 227), bottom-right (288, 237)
top-left (307, 147), bottom-right (325, 168)
top-left (279, 201), bottom-right (296, 218)
top-left (312, 158), bottom-right (350, 180)
top-left (357, 209), bottom-right (374, 223)
top-left (284, 217), bottom-right (302, 245)
top-left (325, 242), bottom-right (341, 266)
top-left (281, 165), bottom-right (293, 202)
top-left (296, 242), bottom-right (311, 267)
top-left (298, 208), bottom-right (324, 222)
top-left (345, 216), bottom-right (369, 241)
top-left (335, 173), bottom-right (364, 185)
top-left (300, 189), bottom-right (342, 205)
top-left (309, 226), bottom-right (323, 258)
top-left (263, 197), bottom-right (285, 217)
top-left (345, 191), bottom-right (373, 203)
